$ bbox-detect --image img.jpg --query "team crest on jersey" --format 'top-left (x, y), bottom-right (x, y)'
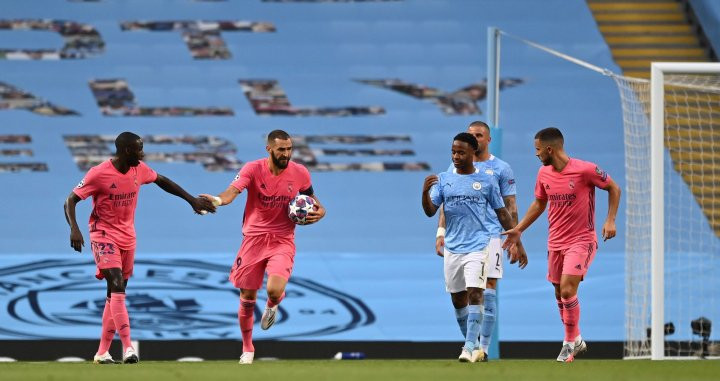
top-left (76, 179), bottom-right (85, 188)
top-left (0, 259), bottom-right (375, 340)
top-left (472, 182), bottom-right (482, 190)
top-left (569, 179), bottom-right (575, 189)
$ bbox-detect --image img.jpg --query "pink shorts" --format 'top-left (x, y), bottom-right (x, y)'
top-left (546, 241), bottom-right (597, 284)
top-left (229, 233), bottom-right (296, 290)
top-left (91, 241), bottom-right (135, 280)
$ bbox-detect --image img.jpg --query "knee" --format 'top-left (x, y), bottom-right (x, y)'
top-left (468, 289), bottom-right (484, 305)
top-left (450, 293), bottom-right (467, 309)
top-left (107, 276), bottom-right (125, 293)
top-left (240, 289), bottom-right (257, 301)
top-left (267, 289), bottom-right (284, 303)
top-left (486, 278), bottom-right (497, 290)
top-left (559, 286), bottom-right (576, 300)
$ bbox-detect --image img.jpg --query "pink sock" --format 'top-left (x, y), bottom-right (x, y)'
top-left (239, 298), bottom-right (256, 353)
top-left (97, 297), bottom-right (116, 355)
top-left (267, 292), bottom-right (285, 308)
top-left (561, 296), bottom-right (580, 342)
top-left (110, 293), bottom-right (133, 350)
top-left (556, 298), bottom-right (564, 324)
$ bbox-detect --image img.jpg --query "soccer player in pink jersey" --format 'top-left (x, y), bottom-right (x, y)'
top-left (502, 127), bottom-right (621, 363)
top-left (200, 129), bottom-right (326, 365)
top-left (64, 132), bottom-right (216, 364)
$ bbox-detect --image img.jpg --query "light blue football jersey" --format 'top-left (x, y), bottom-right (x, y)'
top-left (429, 168), bottom-right (504, 253)
top-left (447, 155), bottom-right (516, 236)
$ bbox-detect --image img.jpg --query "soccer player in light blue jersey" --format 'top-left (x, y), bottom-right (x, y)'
top-left (422, 132), bottom-right (526, 363)
top-left (436, 121), bottom-right (528, 361)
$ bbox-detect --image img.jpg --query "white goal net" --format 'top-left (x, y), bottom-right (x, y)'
top-left (492, 30), bottom-right (719, 360)
top-left (616, 64), bottom-right (720, 359)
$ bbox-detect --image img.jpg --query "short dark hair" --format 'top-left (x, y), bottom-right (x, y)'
top-left (468, 120), bottom-right (490, 134)
top-left (453, 132), bottom-right (479, 151)
top-left (115, 131), bottom-right (141, 152)
top-left (535, 127), bottom-right (564, 146)
top-left (267, 129), bottom-right (291, 144)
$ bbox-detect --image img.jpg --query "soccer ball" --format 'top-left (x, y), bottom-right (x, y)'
top-left (288, 194), bottom-right (315, 225)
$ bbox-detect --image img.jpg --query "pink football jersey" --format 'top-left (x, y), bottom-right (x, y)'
top-left (231, 158), bottom-right (312, 237)
top-left (73, 160), bottom-right (157, 249)
top-left (534, 158), bottom-right (612, 250)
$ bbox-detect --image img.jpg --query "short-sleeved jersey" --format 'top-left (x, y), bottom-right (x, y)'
top-left (534, 158), bottom-right (612, 250)
top-left (231, 158), bottom-right (312, 237)
top-left (447, 154), bottom-right (516, 236)
top-left (430, 169), bottom-right (505, 253)
top-left (73, 160), bottom-right (158, 249)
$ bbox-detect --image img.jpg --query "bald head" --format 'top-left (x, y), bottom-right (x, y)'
top-left (115, 131), bottom-right (141, 152)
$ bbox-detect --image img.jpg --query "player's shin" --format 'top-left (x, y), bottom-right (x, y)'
top-left (109, 293), bottom-right (133, 350)
top-left (239, 298), bottom-right (256, 353)
top-left (464, 304), bottom-right (483, 351)
top-left (97, 297), bottom-right (116, 355)
top-left (454, 305), bottom-right (469, 338)
top-left (479, 289), bottom-right (496, 353)
top-left (561, 296), bottom-right (580, 343)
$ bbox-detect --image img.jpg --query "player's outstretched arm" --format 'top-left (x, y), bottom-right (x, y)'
top-left (304, 194), bottom-right (326, 225)
top-left (422, 175), bottom-right (439, 217)
top-left (154, 174), bottom-right (216, 215)
top-left (64, 192), bottom-right (84, 252)
top-left (501, 198), bottom-right (547, 251)
top-left (500, 194), bottom-right (526, 268)
top-left (495, 207), bottom-right (528, 269)
top-left (200, 185), bottom-right (240, 208)
top-left (601, 178), bottom-right (621, 241)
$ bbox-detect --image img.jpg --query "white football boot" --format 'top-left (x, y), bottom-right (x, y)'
top-left (93, 352), bottom-right (118, 364)
top-left (122, 347), bottom-right (139, 364)
top-left (458, 347), bottom-right (474, 362)
top-left (260, 305), bottom-right (278, 330)
top-left (239, 352), bottom-right (254, 365)
top-left (556, 343), bottom-right (575, 363)
top-left (471, 348), bottom-right (487, 363)
top-left (573, 337), bottom-right (588, 358)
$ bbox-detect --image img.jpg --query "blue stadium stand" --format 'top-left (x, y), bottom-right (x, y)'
top-left (4, 0), bottom-right (716, 359)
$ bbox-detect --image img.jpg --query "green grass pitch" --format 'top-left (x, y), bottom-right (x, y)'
top-left (1, 359), bottom-right (719, 381)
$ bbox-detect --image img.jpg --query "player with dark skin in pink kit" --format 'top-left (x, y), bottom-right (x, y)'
top-left (64, 131), bottom-right (216, 364)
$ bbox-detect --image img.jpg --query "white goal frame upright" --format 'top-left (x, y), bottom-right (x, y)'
top-left (650, 62), bottom-right (720, 360)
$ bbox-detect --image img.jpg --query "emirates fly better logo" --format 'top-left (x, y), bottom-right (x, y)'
top-left (0, 259), bottom-right (374, 339)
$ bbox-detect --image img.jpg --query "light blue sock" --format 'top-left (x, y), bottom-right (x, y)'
top-left (464, 304), bottom-right (483, 351)
top-left (454, 306), bottom-right (468, 338)
top-left (479, 288), bottom-right (497, 353)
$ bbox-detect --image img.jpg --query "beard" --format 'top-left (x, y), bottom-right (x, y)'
top-left (271, 152), bottom-right (289, 169)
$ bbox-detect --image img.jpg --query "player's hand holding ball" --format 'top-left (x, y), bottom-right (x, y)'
top-left (289, 194), bottom-right (325, 225)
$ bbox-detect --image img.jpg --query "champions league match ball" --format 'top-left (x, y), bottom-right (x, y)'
top-left (288, 194), bottom-right (316, 225)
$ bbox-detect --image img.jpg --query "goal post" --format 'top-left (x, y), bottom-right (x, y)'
top-left (486, 26), bottom-right (720, 360)
top-left (649, 62), bottom-right (720, 360)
